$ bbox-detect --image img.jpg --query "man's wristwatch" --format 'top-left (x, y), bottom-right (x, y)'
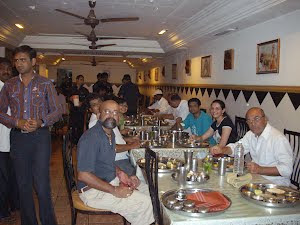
top-left (40, 119), bottom-right (45, 127)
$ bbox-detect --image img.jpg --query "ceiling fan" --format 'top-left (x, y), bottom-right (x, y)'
top-left (71, 40), bottom-right (116, 50)
top-left (55, 0), bottom-right (139, 29)
top-left (76, 28), bottom-right (127, 42)
top-left (80, 56), bottom-right (108, 66)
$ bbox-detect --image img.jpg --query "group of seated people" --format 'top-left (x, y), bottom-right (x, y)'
top-left (146, 89), bottom-right (293, 186)
top-left (75, 88), bottom-right (293, 225)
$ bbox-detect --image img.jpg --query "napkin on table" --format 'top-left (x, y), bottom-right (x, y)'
top-left (186, 191), bottom-right (231, 212)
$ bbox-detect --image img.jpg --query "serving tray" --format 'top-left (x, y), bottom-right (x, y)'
top-left (240, 183), bottom-right (300, 208)
top-left (161, 188), bottom-right (231, 217)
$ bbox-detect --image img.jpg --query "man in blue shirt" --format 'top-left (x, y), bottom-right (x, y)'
top-left (181, 98), bottom-right (215, 144)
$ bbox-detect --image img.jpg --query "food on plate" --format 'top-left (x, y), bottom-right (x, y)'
top-left (266, 188), bottom-right (285, 195)
top-left (158, 162), bottom-right (167, 169)
top-left (254, 189), bottom-right (263, 196)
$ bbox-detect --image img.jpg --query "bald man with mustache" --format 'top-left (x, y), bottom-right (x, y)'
top-left (77, 100), bottom-right (154, 225)
top-left (210, 107), bottom-right (293, 186)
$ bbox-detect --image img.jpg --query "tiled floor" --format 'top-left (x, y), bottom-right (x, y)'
top-left (0, 136), bottom-right (126, 225)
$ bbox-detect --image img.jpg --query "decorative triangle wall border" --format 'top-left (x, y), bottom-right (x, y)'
top-left (140, 85), bottom-right (299, 111)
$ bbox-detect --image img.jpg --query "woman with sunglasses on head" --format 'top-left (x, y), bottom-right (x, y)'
top-left (190, 99), bottom-right (237, 147)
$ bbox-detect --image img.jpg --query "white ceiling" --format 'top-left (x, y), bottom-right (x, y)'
top-left (0, 0), bottom-right (300, 64)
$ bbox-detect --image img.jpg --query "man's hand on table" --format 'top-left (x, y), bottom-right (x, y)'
top-left (246, 162), bottom-right (262, 174)
top-left (209, 145), bottom-right (223, 155)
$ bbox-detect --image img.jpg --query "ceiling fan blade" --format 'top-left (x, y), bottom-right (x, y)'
top-left (75, 31), bottom-right (89, 37)
top-left (69, 43), bottom-right (89, 46)
top-left (100, 17), bottom-right (139, 23)
top-left (97, 37), bottom-right (127, 40)
top-left (95, 44), bottom-right (116, 48)
top-left (80, 63), bottom-right (93, 65)
top-left (55, 9), bottom-right (86, 20)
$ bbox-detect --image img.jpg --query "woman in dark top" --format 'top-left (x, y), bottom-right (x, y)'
top-left (191, 99), bottom-right (237, 147)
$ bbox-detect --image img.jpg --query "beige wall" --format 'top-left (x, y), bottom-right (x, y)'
top-left (138, 10), bottom-right (300, 133)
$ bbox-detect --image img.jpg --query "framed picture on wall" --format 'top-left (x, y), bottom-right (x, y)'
top-left (154, 68), bottom-right (159, 81)
top-left (224, 49), bottom-right (234, 70)
top-left (162, 66), bottom-right (165, 76)
top-left (185, 60), bottom-right (191, 76)
top-left (256, 39), bottom-right (280, 74)
top-left (172, 64), bottom-right (177, 79)
top-left (201, 55), bottom-right (211, 77)
top-left (147, 70), bottom-right (151, 79)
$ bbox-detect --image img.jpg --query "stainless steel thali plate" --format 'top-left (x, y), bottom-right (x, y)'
top-left (177, 141), bottom-right (210, 148)
top-left (212, 156), bottom-right (234, 172)
top-left (161, 188), bottom-right (231, 217)
top-left (137, 157), bottom-right (183, 173)
top-left (171, 172), bottom-right (209, 185)
top-left (240, 183), bottom-right (300, 208)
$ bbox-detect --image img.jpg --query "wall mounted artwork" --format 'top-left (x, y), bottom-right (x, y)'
top-left (224, 49), bottom-right (234, 70)
top-left (154, 68), bottom-right (159, 81)
top-left (172, 64), bottom-right (177, 79)
top-left (185, 60), bottom-right (191, 76)
top-left (201, 55), bottom-right (211, 77)
top-left (256, 39), bottom-right (280, 74)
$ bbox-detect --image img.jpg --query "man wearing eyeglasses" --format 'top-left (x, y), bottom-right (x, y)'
top-left (77, 100), bottom-right (154, 225)
top-left (210, 107), bottom-right (293, 186)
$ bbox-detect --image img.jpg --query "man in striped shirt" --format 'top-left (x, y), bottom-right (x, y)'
top-left (0, 45), bottom-right (61, 225)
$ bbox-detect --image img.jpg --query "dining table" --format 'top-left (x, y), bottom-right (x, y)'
top-left (131, 147), bottom-right (300, 225)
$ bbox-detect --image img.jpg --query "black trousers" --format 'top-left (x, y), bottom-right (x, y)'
top-left (10, 128), bottom-right (57, 225)
top-left (0, 152), bottom-right (19, 218)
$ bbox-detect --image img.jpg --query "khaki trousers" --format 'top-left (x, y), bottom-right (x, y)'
top-left (79, 177), bottom-right (154, 225)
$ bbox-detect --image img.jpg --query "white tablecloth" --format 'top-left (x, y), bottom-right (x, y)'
top-left (131, 148), bottom-right (300, 225)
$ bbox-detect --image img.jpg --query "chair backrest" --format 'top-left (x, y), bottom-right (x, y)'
top-left (235, 116), bottom-right (249, 140)
top-left (284, 129), bottom-right (300, 189)
top-left (62, 132), bottom-right (77, 208)
top-left (145, 148), bottom-right (163, 225)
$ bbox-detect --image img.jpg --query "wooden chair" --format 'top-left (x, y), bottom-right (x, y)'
top-left (284, 129), bottom-right (300, 190)
top-left (145, 148), bottom-right (163, 225)
top-left (235, 116), bottom-right (249, 140)
top-left (62, 132), bottom-right (127, 225)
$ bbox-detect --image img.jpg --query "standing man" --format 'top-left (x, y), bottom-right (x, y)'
top-left (69, 75), bottom-right (89, 144)
top-left (118, 74), bottom-right (140, 116)
top-left (0, 57), bottom-right (19, 222)
top-left (93, 72), bottom-right (113, 94)
top-left (78, 100), bottom-right (154, 225)
top-left (210, 107), bottom-right (293, 186)
top-left (0, 45), bottom-right (61, 225)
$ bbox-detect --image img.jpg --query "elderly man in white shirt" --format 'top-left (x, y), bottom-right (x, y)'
top-left (157, 94), bottom-right (189, 130)
top-left (210, 107), bottom-right (293, 186)
top-left (147, 89), bottom-right (170, 114)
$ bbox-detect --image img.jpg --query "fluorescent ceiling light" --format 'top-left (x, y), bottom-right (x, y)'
top-left (15, 24), bottom-right (24, 29)
top-left (158, 29), bottom-right (167, 35)
top-left (214, 28), bottom-right (237, 36)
